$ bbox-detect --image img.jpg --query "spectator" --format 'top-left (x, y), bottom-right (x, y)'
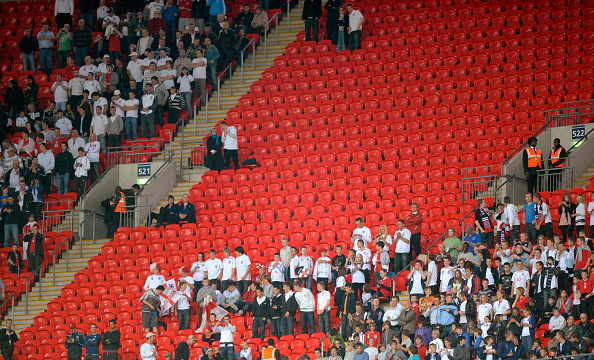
top-left (175, 281), bottom-right (192, 330)
top-left (140, 83), bottom-right (158, 139)
top-left (406, 203), bottom-right (424, 258)
top-left (176, 67), bottom-right (194, 118)
top-left (23, 223), bottom-right (43, 277)
top-left (73, 147), bottom-right (91, 196)
top-left (203, 38), bottom-right (220, 92)
top-left (20, 28), bottom-right (39, 74)
top-left (7, 243), bottom-right (23, 273)
top-left (352, 217), bottom-right (372, 249)
top-left (141, 284), bottom-right (164, 335)
top-left (177, 193), bottom-right (196, 223)
top-left (222, 281), bottom-right (241, 314)
top-left (394, 219), bottom-right (412, 273)
top-left (6, 81), bottom-right (25, 121)
top-left (140, 333), bottom-right (157, 360)
top-left (235, 29), bottom-right (250, 65)
top-left (73, 20), bottom-right (93, 66)
top-left (167, 86), bottom-right (186, 126)
top-left (220, 121), bottom-right (239, 170)
top-left (101, 319), bottom-right (120, 360)
top-left (161, 1), bottom-right (178, 39)
top-left (444, 228), bottom-right (463, 261)
top-left (302, 0), bottom-right (322, 42)
top-left (148, 11), bottom-right (166, 35)
top-left (100, 64), bottom-right (120, 99)
top-left (294, 279), bottom-right (316, 335)
top-left (57, 24), bottom-right (73, 69)
top-left (37, 24), bottom-right (56, 73)
top-left (317, 281), bottom-right (332, 333)
top-left (106, 106), bottom-right (124, 148)
top-left (214, 315), bottom-right (236, 360)
top-left (55, 0), bottom-right (74, 30)
top-left (55, 142), bottom-right (73, 195)
top-left (174, 335), bottom-right (195, 360)
top-left (252, 286), bottom-right (270, 340)
top-left (65, 324), bottom-right (85, 360)
top-left (83, 324), bottom-right (102, 360)
top-left (234, 4), bottom-right (254, 33)
top-left (91, 34), bottom-right (110, 64)
top-left (0, 319), bottom-right (17, 360)
top-left (346, 4), bottom-right (364, 51)
top-left (279, 281), bottom-right (298, 336)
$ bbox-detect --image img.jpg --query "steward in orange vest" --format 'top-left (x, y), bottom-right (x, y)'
top-left (549, 138), bottom-right (567, 169)
top-left (523, 136), bottom-right (544, 195)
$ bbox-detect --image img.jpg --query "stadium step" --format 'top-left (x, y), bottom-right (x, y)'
top-left (155, 9), bottom-right (304, 176)
top-left (573, 166), bottom-right (594, 188)
top-left (4, 239), bottom-right (111, 333)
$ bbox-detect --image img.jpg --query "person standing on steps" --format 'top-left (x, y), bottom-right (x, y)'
top-left (221, 121), bottom-right (239, 170)
top-left (522, 136), bottom-right (543, 195)
top-left (548, 138), bottom-right (567, 192)
top-left (302, 0), bottom-right (322, 42)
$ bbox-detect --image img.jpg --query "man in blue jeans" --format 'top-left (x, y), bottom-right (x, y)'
top-left (37, 23), bottom-right (55, 73)
top-left (2, 195), bottom-right (21, 248)
top-left (251, 286), bottom-right (270, 340)
top-left (522, 192), bottom-right (537, 242)
top-left (346, 3), bottom-right (364, 51)
top-left (204, 38), bottom-right (220, 92)
top-left (19, 28), bottom-right (39, 73)
top-left (293, 279), bottom-right (316, 335)
top-left (55, 142), bottom-right (73, 195)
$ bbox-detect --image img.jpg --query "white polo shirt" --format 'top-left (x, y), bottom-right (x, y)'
top-left (394, 228), bottom-right (412, 253)
top-left (205, 258), bottom-right (223, 280)
top-left (222, 126), bottom-right (238, 150)
top-left (221, 256), bottom-right (236, 281)
top-left (235, 254), bottom-right (251, 281)
top-left (127, 59), bottom-right (144, 82)
top-left (317, 290), bottom-right (331, 312)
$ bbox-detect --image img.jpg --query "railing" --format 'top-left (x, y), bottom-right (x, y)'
top-left (568, 126), bottom-right (594, 152)
top-left (178, 140), bottom-right (208, 179)
top-left (192, 93), bottom-right (209, 134)
top-left (461, 174), bottom-right (498, 204)
top-left (25, 262), bottom-right (44, 313)
top-left (118, 203), bottom-right (154, 229)
top-left (79, 210), bottom-right (100, 244)
top-left (0, 293), bottom-right (15, 324)
top-left (41, 208), bottom-right (74, 234)
top-left (496, 174), bottom-right (519, 205)
top-left (52, 236), bottom-right (70, 285)
top-left (544, 99), bottom-right (594, 128)
top-left (535, 353), bottom-right (594, 360)
top-left (263, 12), bottom-right (280, 56)
top-left (240, 36), bottom-right (258, 82)
top-left (320, 323), bottom-right (342, 355)
top-left (459, 206), bottom-right (479, 239)
top-left (536, 166), bottom-right (575, 193)
top-left (217, 63), bottom-right (234, 110)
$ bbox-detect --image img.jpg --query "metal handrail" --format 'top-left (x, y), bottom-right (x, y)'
top-left (0, 293), bottom-right (15, 324)
top-left (25, 262), bottom-right (44, 313)
top-left (79, 210), bottom-right (98, 243)
top-left (460, 206), bottom-right (480, 239)
top-left (286, 0), bottom-right (291, 31)
top-left (495, 174), bottom-right (518, 205)
top-left (263, 12), bottom-right (280, 56)
top-left (137, 158), bottom-right (174, 194)
top-left (41, 208), bottom-right (74, 235)
top-left (320, 323), bottom-right (342, 355)
top-left (217, 63), bottom-right (234, 109)
top-left (179, 140), bottom-right (208, 179)
top-left (52, 236), bottom-right (70, 285)
top-left (240, 36), bottom-right (257, 82)
top-left (193, 92), bottom-right (210, 135)
top-left (80, 152), bottom-right (125, 199)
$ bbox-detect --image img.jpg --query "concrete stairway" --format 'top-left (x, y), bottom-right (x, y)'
top-left (156, 10), bottom-right (304, 180)
top-left (573, 166), bottom-right (594, 189)
top-left (5, 238), bottom-right (111, 333)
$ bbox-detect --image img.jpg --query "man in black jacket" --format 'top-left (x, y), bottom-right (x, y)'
top-left (101, 319), bottom-right (120, 360)
top-left (2, 195), bottom-right (21, 248)
top-left (55, 142), bottom-right (74, 195)
top-left (302, 0), bottom-right (322, 42)
top-left (23, 224), bottom-right (44, 279)
top-left (280, 281), bottom-right (298, 337)
top-left (270, 285), bottom-right (283, 338)
top-left (174, 335), bottom-right (196, 360)
top-left (233, 4), bottom-right (254, 33)
top-left (217, 21), bottom-right (237, 71)
top-left (19, 28), bottom-right (39, 74)
top-left (0, 319), bottom-right (17, 360)
top-left (338, 283), bottom-right (357, 338)
top-left (324, 0), bottom-right (342, 44)
top-left (252, 286), bottom-right (270, 340)
top-left (73, 19), bottom-right (93, 66)
top-left (90, 33), bottom-right (109, 64)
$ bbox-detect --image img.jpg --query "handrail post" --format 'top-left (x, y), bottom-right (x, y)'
top-left (92, 213), bottom-right (96, 243)
top-left (252, 45), bottom-right (256, 70)
top-left (264, 27), bottom-right (268, 56)
top-left (229, 66), bottom-right (233, 95)
top-left (11, 296), bottom-right (14, 325)
top-left (287, 0), bottom-right (290, 31)
top-left (180, 145), bottom-right (184, 179)
top-left (193, 99), bottom-right (198, 135)
top-left (276, 14), bottom-right (279, 44)
top-left (241, 50), bottom-right (245, 82)
top-left (53, 251), bottom-right (56, 286)
top-left (38, 266), bottom-right (41, 299)
top-left (217, 78), bottom-right (221, 109)
top-left (205, 93), bottom-right (209, 122)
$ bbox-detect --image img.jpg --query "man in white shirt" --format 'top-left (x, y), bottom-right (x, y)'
top-left (119, 91), bottom-right (139, 140)
top-left (394, 219), bottom-right (412, 273)
top-left (534, 194), bottom-right (553, 240)
top-left (68, 129), bottom-right (86, 158)
top-left (547, 308), bottom-right (566, 336)
top-left (297, 246), bottom-right (313, 290)
top-left (352, 216), bottom-right (372, 249)
top-left (234, 246), bottom-right (251, 296)
top-left (439, 257), bottom-right (454, 294)
top-left (221, 248), bottom-right (236, 292)
top-left (588, 198), bottom-right (594, 239)
top-left (55, 110), bottom-right (73, 135)
top-left (79, 56), bottom-right (98, 77)
top-left (140, 333), bottom-right (157, 360)
top-left (511, 261), bottom-right (530, 295)
top-left (491, 289), bottom-right (511, 321)
top-left (68, 69), bottom-right (85, 107)
top-left (221, 121), bottom-right (239, 170)
top-left (382, 296), bottom-right (403, 327)
top-left (205, 249), bottom-right (223, 289)
top-left (268, 253), bottom-right (285, 289)
top-left (90, 105), bottom-right (108, 154)
top-left (504, 196), bottom-right (521, 241)
top-left (213, 315), bottom-right (236, 360)
top-left (52, 73), bottom-right (70, 111)
top-left (191, 49), bottom-right (207, 106)
top-left (175, 281), bottom-right (193, 330)
top-left (316, 281), bottom-right (331, 334)
top-left (346, 4), bottom-right (364, 51)
top-left (84, 73), bottom-right (101, 95)
top-left (37, 143), bottom-right (54, 195)
top-left (127, 52), bottom-right (144, 95)
top-left (293, 279), bottom-right (315, 335)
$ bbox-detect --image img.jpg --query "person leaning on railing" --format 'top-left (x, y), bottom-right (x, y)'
top-left (23, 224), bottom-right (44, 281)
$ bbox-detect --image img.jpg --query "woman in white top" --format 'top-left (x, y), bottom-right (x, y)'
top-left (144, 263), bottom-right (166, 290)
top-left (375, 224), bottom-right (392, 250)
top-left (407, 260), bottom-right (427, 299)
top-left (349, 254), bottom-right (366, 299)
top-left (213, 315), bottom-right (236, 360)
top-left (85, 133), bottom-right (101, 183)
top-left (191, 252), bottom-right (206, 299)
top-left (575, 194), bottom-right (587, 235)
top-left (176, 67), bottom-right (194, 117)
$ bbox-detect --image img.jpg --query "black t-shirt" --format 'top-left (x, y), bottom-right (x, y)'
top-left (500, 272), bottom-right (513, 295)
top-left (332, 254), bottom-right (346, 268)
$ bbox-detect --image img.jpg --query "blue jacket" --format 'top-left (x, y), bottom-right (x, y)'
top-left (455, 331), bottom-right (470, 347)
top-left (161, 5), bottom-right (178, 22)
top-left (65, 332), bottom-right (85, 356)
top-left (206, 0), bottom-right (226, 16)
top-left (521, 316), bottom-right (536, 338)
top-left (511, 344), bottom-right (526, 360)
top-left (497, 341), bottom-right (514, 360)
top-left (556, 340), bottom-right (570, 356)
top-left (177, 202), bottom-right (195, 218)
top-left (83, 333), bottom-right (102, 355)
top-left (205, 45), bottom-right (220, 64)
top-left (437, 303), bottom-right (458, 326)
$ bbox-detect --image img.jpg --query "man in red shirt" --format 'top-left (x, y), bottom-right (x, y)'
top-left (52, 128), bottom-right (67, 154)
top-left (236, 282), bottom-right (257, 316)
top-left (178, 0), bottom-right (193, 33)
top-left (406, 203), bottom-right (423, 258)
top-left (579, 269), bottom-right (593, 313)
top-left (377, 269), bottom-right (392, 298)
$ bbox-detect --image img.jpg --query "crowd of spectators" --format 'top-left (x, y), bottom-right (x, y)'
top-left (134, 192), bottom-right (594, 360)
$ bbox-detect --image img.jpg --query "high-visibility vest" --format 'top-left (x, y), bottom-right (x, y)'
top-left (262, 347), bottom-right (278, 360)
top-left (550, 147), bottom-right (565, 168)
top-left (525, 147), bottom-right (542, 169)
top-left (114, 191), bottom-right (126, 213)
